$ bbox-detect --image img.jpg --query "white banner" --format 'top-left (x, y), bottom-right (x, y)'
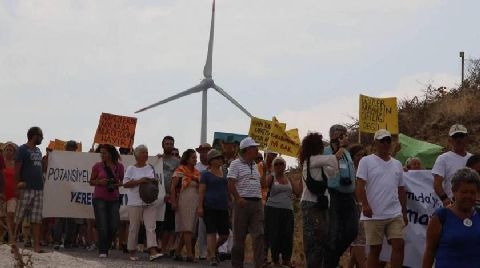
top-left (380, 170), bottom-right (441, 268)
top-left (43, 151), bottom-right (166, 221)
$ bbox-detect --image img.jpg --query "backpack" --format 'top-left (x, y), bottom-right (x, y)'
top-left (303, 157), bottom-right (329, 209)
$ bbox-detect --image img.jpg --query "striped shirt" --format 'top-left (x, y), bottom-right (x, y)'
top-left (227, 158), bottom-right (262, 198)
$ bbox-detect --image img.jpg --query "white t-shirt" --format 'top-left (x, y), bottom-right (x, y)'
top-left (431, 151), bottom-right (472, 198)
top-left (123, 165), bottom-right (156, 206)
top-left (301, 155), bottom-right (338, 203)
top-left (196, 162), bottom-right (208, 173)
top-left (356, 154), bottom-right (405, 220)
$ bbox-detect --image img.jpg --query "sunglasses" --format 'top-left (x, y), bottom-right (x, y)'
top-left (172, 153), bottom-right (179, 156)
top-left (274, 162), bottom-right (285, 166)
top-left (452, 133), bottom-right (467, 140)
top-left (378, 138), bottom-right (392, 144)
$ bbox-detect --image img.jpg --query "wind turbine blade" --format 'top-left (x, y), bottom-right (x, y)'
top-left (135, 83), bottom-right (205, 113)
top-left (213, 83), bottom-right (253, 118)
top-left (203, 0), bottom-right (215, 78)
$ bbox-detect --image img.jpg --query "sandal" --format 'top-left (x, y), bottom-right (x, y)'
top-left (129, 256), bottom-right (139, 261)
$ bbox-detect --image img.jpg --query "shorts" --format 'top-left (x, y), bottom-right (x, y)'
top-left (15, 189), bottom-right (44, 224)
top-left (163, 202), bottom-right (175, 232)
top-left (204, 208), bottom-right (230, 235)
top-left (363, 215), bottom-right (405, 245)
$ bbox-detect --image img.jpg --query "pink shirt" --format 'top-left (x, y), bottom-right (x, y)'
top-left (91, 162), bottom-right (124, 201)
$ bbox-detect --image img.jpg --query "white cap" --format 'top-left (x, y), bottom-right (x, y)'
top-left (449, 124), bottom-right (468, 136)
top-left (374, 129), bottom-right (391, 140)
top-left (239, 137), bottom-right (260, 150)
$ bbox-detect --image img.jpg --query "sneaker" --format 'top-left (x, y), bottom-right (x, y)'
top-left (149, 253), bottom-right (163, 261)
top-left (53, 244), bottom-right (61, 250)
top-left (99, 253), bottom-right (107, 258)
top-left (87, 244), bottom-right (97, 251)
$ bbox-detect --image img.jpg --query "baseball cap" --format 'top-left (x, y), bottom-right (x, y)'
top-left (374, 129), bottom-right (391, 140)
top-left (239, 137), bottom-right (260, 150)
top-left (196, 143), bottom-right (212, 152)
top-left (449, 124), bottom-right (468, 137)
top-left (207, 149), bottom-right (223, 163)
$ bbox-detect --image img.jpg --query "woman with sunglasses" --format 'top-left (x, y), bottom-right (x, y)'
top-left (264, 157), bottom-right (302, 267)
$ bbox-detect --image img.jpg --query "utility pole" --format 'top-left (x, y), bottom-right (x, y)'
top-left (460, 51), bottom-right (465, 86)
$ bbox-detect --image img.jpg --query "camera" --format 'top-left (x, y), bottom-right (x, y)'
top-left (340, 176), bottom-right (352, 186)
top-left (106, 178), bottom-right (115, 192)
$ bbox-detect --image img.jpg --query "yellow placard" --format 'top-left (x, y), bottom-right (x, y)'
top-left (49, 139), bottom-right (82, 152)
top-left (248, 117), bottom-right (286, 148)
top-left (267, 117), bottom-right (300, 158)
top-left (359, 94), bottom-right (399, 134)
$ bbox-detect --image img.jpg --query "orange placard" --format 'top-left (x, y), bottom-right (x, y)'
top-left (94, 113), bottom-right (137, 149)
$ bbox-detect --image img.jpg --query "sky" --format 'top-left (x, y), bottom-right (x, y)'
top-left (1, 0), bottom-right (479, 163)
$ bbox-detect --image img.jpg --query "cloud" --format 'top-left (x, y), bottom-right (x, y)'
top-left (0, 0), bottom-right (468, 161)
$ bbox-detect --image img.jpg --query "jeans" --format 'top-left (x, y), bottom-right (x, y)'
top-left (327, 190), bottom-right (359, 266)
top-left (92, 198), bottom-right (120, 254)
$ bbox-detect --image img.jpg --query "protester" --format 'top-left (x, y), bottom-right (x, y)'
top-left (53, 140), bottom-right (78, 250)
top-left (356, 129), bottom-right (407, 268)
top-left (323, 125), bottom-right (358, 267)
top-left (423, 168), bottom-right (480, 267)
top-left (198, 149), bottom-right (230, 266)
top-left (123, 145), bottom-right (163, 261)
top-left (347, 144), bottom-right (367, 268)
top-left (265, 156), bottom-right (301, 267)
top-left (467, 154), bottom-right (480, 173)
top-left (159, 136), bottom-right (180, 256)
top-left (13, 127), bottom-right (45, 253)
top-left (171, 149), bottom-right (200, 262)
top-left (89, 144), bottom-right (123, 258)
top-left (172, 148), bottom-right (181, 160)
top-left (405, 157), bottom-right (422, 171)
top-left (299, 132), bottom-right (338, 268)
top-left (1, 142), bottom-right (17, 243)
top-left (195, 143), bottom-right (212, 261)
top-left (228, 137), bottom-right (266, 268)
top-left (432, 124), bottom-right (472, 207)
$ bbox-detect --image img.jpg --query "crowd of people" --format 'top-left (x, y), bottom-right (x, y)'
top-left (1, 123), bottom-right (480, 268)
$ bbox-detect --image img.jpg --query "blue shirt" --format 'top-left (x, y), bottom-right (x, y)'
top-left (15, 144), bottom-right (43, 190)
top-left (435, 208), bottom-right (480, 267)
top-left (200, 170), bottom-right (229, 210)
top-left (323, 146), bottom-right (355, 193)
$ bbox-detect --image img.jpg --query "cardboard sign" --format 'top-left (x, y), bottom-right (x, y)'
top-left (48, 139), bottom-right (82, 152)
top-left (267, 117), bottom-right (300, 157)
top-left (248, 117), bottom-right (286, 148)
top-left (94, 113), bottom-right (137, 148)
top-left (359, 94), bottom-right (398, 134)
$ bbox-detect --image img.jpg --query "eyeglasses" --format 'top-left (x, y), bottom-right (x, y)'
top-left (172, 153), bottom-right (179, 156)
top-left (274, 163), bottom-right (285, 166)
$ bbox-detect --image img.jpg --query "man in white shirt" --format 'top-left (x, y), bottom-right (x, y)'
top-left (195, 142), bottom-right (212, 260)
top-left (356, 129), bottom-right (407, 268)
top-left (432, 124), bottom-right (472, 206)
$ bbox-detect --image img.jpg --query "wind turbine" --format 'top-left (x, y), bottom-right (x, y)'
top-left (135, 0), bottom-right (253, 143)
